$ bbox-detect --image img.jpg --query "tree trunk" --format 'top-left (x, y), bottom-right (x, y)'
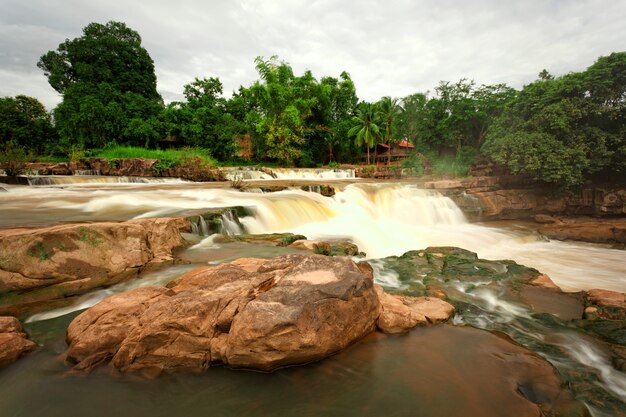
top-left (366, 146), bottom-right (370, 165)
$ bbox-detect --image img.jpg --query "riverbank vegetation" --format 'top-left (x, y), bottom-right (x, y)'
top-left (0, 20), bottom-right (624, 188)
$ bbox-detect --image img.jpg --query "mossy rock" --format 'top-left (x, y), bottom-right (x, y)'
top-left (575, 319), bottom-right (626, 346)
top-left (214, 233), bottom-right (307, 247)
top-left (186, 206), bottom-right (251, 236)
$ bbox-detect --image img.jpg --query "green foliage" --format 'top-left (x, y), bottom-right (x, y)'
top-left (246, 56), bottom-right (317, 165)
top-left (0, 142), bottom-right (28, 175)
top-left (348, 102), bottom-right (381, 164)
top-left (400, 155), bottom-right (424, 176)
top-left (0, 95), bottom-right (57, 154)
top-left (428, 152), bottom-right (474, 178)
top-left (67, 145), bottom-right (86, 162)
top-left (483, 52), bottom-right (626, 188)
top-left (92, 146), bottom-right (218, 173)
top-left (39, 21), bottom-right (162, 148)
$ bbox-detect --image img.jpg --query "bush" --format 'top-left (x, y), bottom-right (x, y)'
top-left (91, 146), bottom-right (219, 175)
top-left (0, 142), bottom-right (27, 176)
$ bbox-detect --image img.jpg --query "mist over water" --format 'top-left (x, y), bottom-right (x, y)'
top-left (1, 181), bottom-right (624, 292)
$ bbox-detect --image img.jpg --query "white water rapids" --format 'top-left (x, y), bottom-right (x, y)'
top-left (1, 181), bottom-right (624, 292)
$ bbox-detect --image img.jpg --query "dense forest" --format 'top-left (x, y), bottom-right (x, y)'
top-left (1, 21), bottom-right (624, 187)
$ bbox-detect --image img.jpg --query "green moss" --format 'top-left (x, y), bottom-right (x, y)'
top-left (78, 227), bottom-right (103, 247)
top-left (26, 241), bottom-right (49, 261)
top-left (279, 234), bottom-right (307, 247)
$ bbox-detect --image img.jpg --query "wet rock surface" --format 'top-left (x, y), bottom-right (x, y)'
top-left (213, 233), bottom-right (307, 247)
top-left (0, 316), bottom-right (36, 367)
top-left (65, 254), bottom-right (380, 374)
top-left (0, 217), bottom-right (190, 316)
top-left (290, 239), bottom-right (361, 256)
top-left (375, 285), bottom-right (455, 334)
top-left (537, 216), bottom-right (626, 245)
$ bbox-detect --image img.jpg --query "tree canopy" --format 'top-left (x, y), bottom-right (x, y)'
top-left (0, 95), bottom-right (56, 154)
top-left (38, 21), bottom-right (162, 148)
top-left (483, 52), bottom-right (626, 187)
top-left (6, 19), bottom-right (621, 187)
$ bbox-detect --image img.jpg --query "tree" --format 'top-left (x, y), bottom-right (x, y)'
top-left (377, 96), bottom-right (403, 164)
top-left (38, 21), bottom-right (162, 147)
top-left (483, 52), bottom-right (626, 188)
top-left (397, 92), bottom-right (427, 145)
top-left (247, 56), bottom-right (317, 165)
top-left (348, 102), bottom-right (381, 164)
top-left (309, 72), bottom-right (358, 163)
top-left (0, 95), bottom-right (57, 153)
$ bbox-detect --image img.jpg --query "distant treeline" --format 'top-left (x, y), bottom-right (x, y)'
top-left (1, 21), bottom-right (624, 187)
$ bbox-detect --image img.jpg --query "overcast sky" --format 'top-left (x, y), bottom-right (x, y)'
top-left (1, 0), bottom-right (625, 109)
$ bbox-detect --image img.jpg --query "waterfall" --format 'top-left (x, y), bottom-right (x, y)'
top-left (223, 168), bottom-right (274, 181)
top-left (198, 216), bottom-right (210, 236)
top-left (223, 167), bottom-right (355, 180)
top-left (1, 182), bottom-right (624, 293)
top-left (221, 211), bottom-right (244, 235)
top-left (73, 170), bottom-right (101, 176)
top-left (26, 175), bottom-right (185, 185)
top-left (272, 168), bottom-right (355, 179)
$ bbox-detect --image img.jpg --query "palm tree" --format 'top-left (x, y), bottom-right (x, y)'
top-left (377, 96), bottom-right (403, 165)
top-left (348, 102), bottom-right (381, 164)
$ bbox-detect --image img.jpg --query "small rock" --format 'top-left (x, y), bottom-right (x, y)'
top-left (375, 286), bottom-right (455, 334)
top-left (584, 306), bottom-right (599, 320)
top-left (0, 316), bottom-right (36, 368)
top-left (530, 274), bottom-right (560, 290)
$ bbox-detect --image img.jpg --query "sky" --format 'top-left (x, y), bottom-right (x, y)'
top-left (1, 0), bottom-right (625, 109)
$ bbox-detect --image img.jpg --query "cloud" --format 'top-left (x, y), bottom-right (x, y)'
top-left (1, 0), bottom-right (624, 109)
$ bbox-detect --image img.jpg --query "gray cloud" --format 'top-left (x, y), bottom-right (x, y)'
top-left (1, 0), bottom-right (624, 109)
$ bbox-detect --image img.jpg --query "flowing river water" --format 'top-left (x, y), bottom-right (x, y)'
top-left (0, 176), bottom-right (624, 417)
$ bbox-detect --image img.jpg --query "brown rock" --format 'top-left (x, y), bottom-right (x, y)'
top-left (585, 288), bottom-right (626, 320)
top-left (290, 239), bottom-right (332, 254)
top-left (0, 217), bottom-right (190, 315)
top-left (0, 316), bottom-right (36, 368)
top-left (539, 218), bottom-right (626, 244)
top-left (584, 306), bottom-right (599, 320)
top-left (586, 289), bottom-right (626, 308)
top-left (530, 274), bottom-right (560, 290)
top-left (375, 286), bottom-right (427, 334)
top-left (65, 254), bottom-right (380, 374)
top-left (375, 286), bottom-right (455, 334)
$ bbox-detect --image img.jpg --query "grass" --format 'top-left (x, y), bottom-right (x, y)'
top-left (92, 146), bottom-right (218, 166)
top-left (429, 155), bottom-right (472, 178)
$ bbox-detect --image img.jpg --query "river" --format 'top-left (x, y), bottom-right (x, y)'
top-left (0, 176), bottom-right (624, 417)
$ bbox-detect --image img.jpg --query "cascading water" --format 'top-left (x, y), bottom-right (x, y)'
top-left (25, 175), bottom-right (186, 185)
top-left (0, 182), bottom-right (623, 292)
top-left (1, 180), bottom-right (625, 416)
top-left (272, 168), bottom-right (356, 179)
top-left (221, 211), bottom-right (244, 235)
top-left (73, 170), bottom-right (101, 176)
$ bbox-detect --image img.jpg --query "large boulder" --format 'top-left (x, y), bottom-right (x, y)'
top-left (0, 217), bottom-right (190, 316)
top-left (65, 254), bottom-right (380, 375)
top-left (0, 316), bottom-right (36, 367)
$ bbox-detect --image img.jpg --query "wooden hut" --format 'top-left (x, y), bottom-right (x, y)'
top-left (374, 140), bottom-right (415, 164)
